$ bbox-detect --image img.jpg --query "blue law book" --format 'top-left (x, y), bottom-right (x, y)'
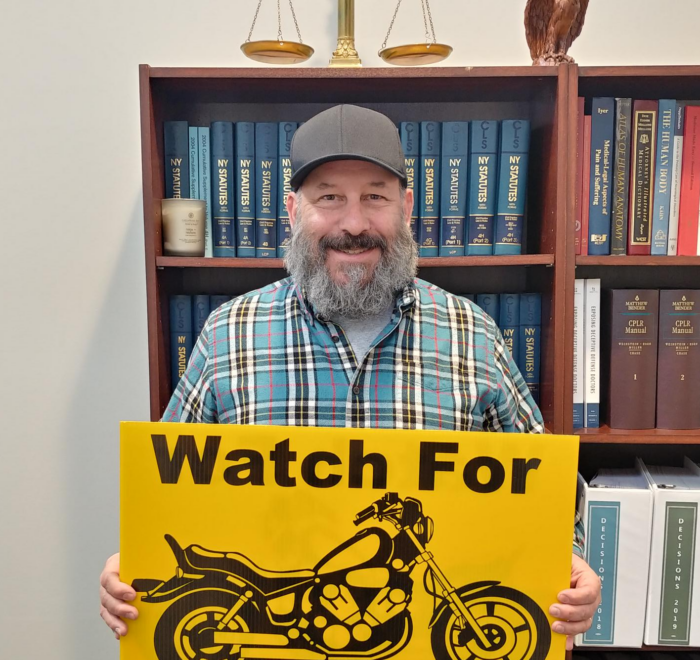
top-left (164, 121), bottom-right (189, 199)
top-left (499, 293), bottom-right (520, 362)
top-left (277, 122), bottom-right (297, 257)
top-left (211, 121), bottom-right (236, 258)
top-left (476, 293), bottom-right (500, 326)
top-left (170, 295), bottom-right (193, 391)
top-left (210, 295), bottom-right (232, 311)
top-left (236, 123), bottom-right (256, 258)
top-left (467, 121), bottom-right (499, 255)
top-left (198, 127), bottom-right (214, 258)
top-left (588, 98), bottom-right (615, 255)
top-left (518, 293), bottom-right (541, 405)
top-left (439, 122), bottom-right (469, 257)
top-left (188, 127), bottom-right (199, 199)
top-left (494, 120), bottom-right (530, 255)
top-left (651, 100), bottom-right (676, 255)
top-left (400, 122), bottom-right (420, 243)
top-left (419, 121), bottom-right (441, 257)
top-left (255, 123), bottom-right (278, 258)
top-left (192, 295), bottom-right (210, 338)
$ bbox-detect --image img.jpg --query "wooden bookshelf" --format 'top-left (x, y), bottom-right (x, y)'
top-left (140, 62), bottom-right (700, 451)
top-left (578, 426), bottom-right (700, 445)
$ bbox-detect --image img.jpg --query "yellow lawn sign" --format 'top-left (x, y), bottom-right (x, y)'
top-left (120, 422), bottom-right (578, 660)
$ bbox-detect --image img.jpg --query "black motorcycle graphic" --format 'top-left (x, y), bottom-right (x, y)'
top-left (132, 493), bottom-right (551, 660)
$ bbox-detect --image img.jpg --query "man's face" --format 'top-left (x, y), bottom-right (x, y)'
top-left (284, 159), bottom-right (417, 319)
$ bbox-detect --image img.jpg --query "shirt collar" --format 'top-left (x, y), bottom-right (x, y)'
top-left (292, 278), bottom-right (417, 326)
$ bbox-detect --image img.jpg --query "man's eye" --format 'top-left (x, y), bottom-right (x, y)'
top-left (321, 194), bottom-right (337, 201)
top-left (368, 194), bottom-right (385, 200)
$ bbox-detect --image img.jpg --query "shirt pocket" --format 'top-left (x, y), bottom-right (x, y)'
top-left (397, 361), bottom-right (457, 393)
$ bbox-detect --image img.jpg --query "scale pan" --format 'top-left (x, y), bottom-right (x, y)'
top-left (378, 43), bottom-right (452, 66)
top-left (241, 40), bottom-right (314, 64)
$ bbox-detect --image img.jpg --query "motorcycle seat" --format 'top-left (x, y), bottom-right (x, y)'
top-left (185, 545), bottom-right (315, 595)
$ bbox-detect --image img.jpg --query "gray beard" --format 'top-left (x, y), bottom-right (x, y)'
top-left (284, 211), bottom-right (418, 320)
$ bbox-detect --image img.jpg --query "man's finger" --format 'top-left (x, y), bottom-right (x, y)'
top-left (100, 605), bottom-right (129, 638)
top-left (100, 588), bottom-right (139, 621)
top-left (549, 602), bottom-right (597, 623)
top-left (552, 618), bottom-right (593, 637)
top-left (101, 572), bottom-right (136, 602)
top-left (558, 576), bottom-right (601, 605)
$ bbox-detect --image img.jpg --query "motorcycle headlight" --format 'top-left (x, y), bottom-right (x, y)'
top-left (425, 516), bottom-right (434, 542)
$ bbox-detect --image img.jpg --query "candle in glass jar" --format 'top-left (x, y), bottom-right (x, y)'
top-left (161, 198), bottom-right (206, 257)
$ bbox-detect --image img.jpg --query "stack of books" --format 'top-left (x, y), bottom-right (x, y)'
top-left (576, 98), bottom-right (700, 256)
top-left (164, 118), bottom-right (531, 260)
top-left (573, 284), bottom-right (699, 430)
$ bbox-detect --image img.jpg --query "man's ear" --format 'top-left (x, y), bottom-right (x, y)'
top-left (403, 187), bottom-right (414, 227)
top-left (287, 190), bottom-right (299, 229)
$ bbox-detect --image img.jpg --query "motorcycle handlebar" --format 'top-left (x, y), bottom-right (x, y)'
top-left (353, 504), bottom-right (377, 526)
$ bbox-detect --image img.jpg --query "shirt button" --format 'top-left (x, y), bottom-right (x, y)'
top-left (353, 386), bottom-right (360, 395)
top-left (332, 335), bottom-right (340, 342)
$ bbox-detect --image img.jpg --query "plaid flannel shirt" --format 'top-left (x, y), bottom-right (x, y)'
top-left (164, 277), bottom-right (584, 556)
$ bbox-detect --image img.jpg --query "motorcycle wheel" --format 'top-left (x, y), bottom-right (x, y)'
top-left (430, 585), bottom-right (550, 660)
top-left (154, 590), bottom-right (249, 660)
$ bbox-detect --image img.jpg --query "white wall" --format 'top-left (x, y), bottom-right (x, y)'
top-left (1, 0), bottom-right (698, 657)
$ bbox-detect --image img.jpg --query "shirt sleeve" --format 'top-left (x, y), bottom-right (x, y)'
top-left (484, 324), bottom-right (545, 434)
top-left (573, 472), bottom-right (586, 558)
top-left (161, 320), bottom-right (218, 423)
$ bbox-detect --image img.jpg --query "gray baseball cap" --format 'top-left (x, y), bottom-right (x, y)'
top-left (290, 104), bottom-right (407, 191)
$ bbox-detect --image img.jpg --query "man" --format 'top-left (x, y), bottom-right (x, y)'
top-left (100, 104), bottom-right (600, 648)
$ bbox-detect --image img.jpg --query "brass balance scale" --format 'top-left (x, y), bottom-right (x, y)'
top-left (240, 0), bottom-right (452, 67)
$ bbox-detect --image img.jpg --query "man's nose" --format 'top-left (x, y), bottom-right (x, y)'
top-left (338, 199), bottom-right (371, 235)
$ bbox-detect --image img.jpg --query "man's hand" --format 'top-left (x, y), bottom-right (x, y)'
top-left (99, 553), bottom-right (139, 639)
top-left (549, 553), bottom-right (601, 650)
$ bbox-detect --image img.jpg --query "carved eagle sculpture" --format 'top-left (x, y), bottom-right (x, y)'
top-left (525, 0), bottom-right (590, 65)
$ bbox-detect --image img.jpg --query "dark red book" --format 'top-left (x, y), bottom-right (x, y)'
top-left (678, 106), bottom-right (700, 255)
top-left (581, 116), bottom-right (592, 256)
top-left (656, 290), bottom-right (700, 429)
top-left (604, 289), bottom-right (659, 429)
top-left (575, 98), bottom-right (585, 255)
top-left (627, 101), bottom-right (658, 255)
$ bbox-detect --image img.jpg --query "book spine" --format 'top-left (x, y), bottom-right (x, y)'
top-left (439, 122), bottom-right (468, 257)
top-left (667, 103), bottom-right (685, 255)
top-left (583, 501), bottom-right (620, 644)
top-left (581, 116), bottom-right (592, 255)
top-left (467, 120), bottom-right (499, 255)
top-left (628, 100), bottom-right (659, 255)
top-left (494, 120), bottom-right (530, 255)
top-left (476, 293), bottom-right (500, 326)
top-left (163, 121), bottom-right (189, 199)
top-left (400, 122), bottom-right (420, 244)
top-left (612, 98), bottom-right (632, 255)
top-left (198, 127), bottom-right (214, 258)
top-left (584, 278), bottom-right (600, 428)
top-left (606, 289), bottom-right (659, 429)
top-left (588, 98), bottom-right (615, 255)
top-left (188, 126), bottom-right (199, 199)
top-left (192, 295), bottom-right (210, 338)
top-left (678, 106), bottom-right (700, 256)
top-left (656, 290), bottom-right (700, 429)
top-left (169, 295), bottom-right (193, 391)
top-left (255, 123), bottom-right (278, 258)
top-left (211, 122), bottom-right (236, 258)
top-left (573, 279), bottom-right (584, 429)
top-left (236, 122), bottom-right (256, 258)
top-left (419, 121), bottom-right (441, 257)
top-left (277, 122), bottom-right (297, 258)
top-left (499, 293), bottom-right (520, 362)
top-left (210, 295), bottom-right (232, 311)
top-left (575, 98), bottom-right (585, 255)
top-left (518, 293), bottom-right (541, 405)
top-left (651, 100), bottom-right (676, 255)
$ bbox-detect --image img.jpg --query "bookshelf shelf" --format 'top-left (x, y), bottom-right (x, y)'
top-left (156, 255), bottom-right (555, 270)
top-left (578, 426), bottom-right (700, 445)
top-left (576, 255), bottom-right (700, 267)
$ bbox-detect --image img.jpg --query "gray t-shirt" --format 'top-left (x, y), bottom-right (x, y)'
top-left (331, 305), bottom-right (394, 363)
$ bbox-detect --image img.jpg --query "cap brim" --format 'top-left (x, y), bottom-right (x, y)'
top-left (291, 154), bottom-right (407, 191)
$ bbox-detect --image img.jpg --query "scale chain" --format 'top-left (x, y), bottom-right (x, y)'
top-left (247, 0), bottom-right (264, 42)
top-left (382, 0), bottom-right (403, 49)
